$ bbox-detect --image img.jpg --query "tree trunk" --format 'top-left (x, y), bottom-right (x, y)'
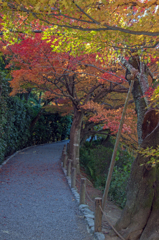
top-left (113, 124), bottom-right (159, 240)
top-left (80, 121), bottom-right (95, 145)
top-left (125, 57), bottom-right (148, 145)
top-left (131, 78), bottom-right (147, 145)
top-left (110, 58), bottom-right (159, 240)
top-left (69, 107), bottom-right (84, 171)
top-left (30, 109), bottom-right (43, 130)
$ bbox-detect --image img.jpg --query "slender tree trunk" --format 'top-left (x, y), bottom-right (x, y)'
top-left (80, 122), bottom-right (94, 145)
top-left (30, 109), bottom-right (43, 130)
top-left (69, 107), bottom-right (84, 171)
top-left (30, 98), bottom-right (55, 130)
top-left (102, 132), bottom-right (111, 147)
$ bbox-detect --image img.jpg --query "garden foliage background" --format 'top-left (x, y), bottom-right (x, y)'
top-left (0, 67), bottom-right (71, 164)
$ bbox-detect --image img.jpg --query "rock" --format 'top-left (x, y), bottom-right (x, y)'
top-left (86, 217), bottom-right (94, 228)
top-left (84, 213), bottom-right (94, 219)
top-left (67, 178), bottom-right (71, 185)
top-left (94, 232), bottom-right (105, 240)
top-left (83, 208), bottom-right (94, 216)
top-left (79, 204), bottom-right (89, 210)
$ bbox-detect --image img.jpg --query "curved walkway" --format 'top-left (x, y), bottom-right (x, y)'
top-left (0, 142), bottom-right (93, 240)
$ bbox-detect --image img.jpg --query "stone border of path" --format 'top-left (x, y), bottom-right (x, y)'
top-left (62, 166), bottom-right (105, 240)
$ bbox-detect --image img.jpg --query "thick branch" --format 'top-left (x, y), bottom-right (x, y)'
top-left (2, 2), bottom-right (159, 37)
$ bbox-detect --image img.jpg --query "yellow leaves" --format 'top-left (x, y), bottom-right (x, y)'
top-left (61, 0), bottom-right (70, 9)
top-left (2, 2), bottom-right (8, 7)
top-left (138, 146), bottom-right (159, 167)
top-left (15, 0), bottom-right (21, 4)
top-left (49, 0), bottom-right (56, 4)
top-left (150, 85), bottom-right (159, 109)
top-left (34, 2), bottom-right (41, 12)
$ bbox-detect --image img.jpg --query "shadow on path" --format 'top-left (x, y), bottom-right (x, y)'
top-left (0, 142), bottom-right (92, 240)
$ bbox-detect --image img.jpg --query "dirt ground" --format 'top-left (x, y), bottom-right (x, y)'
top-left (75, 169), bottom-right (122, 238)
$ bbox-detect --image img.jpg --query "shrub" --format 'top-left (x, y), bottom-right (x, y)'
top-left (30, 112), bottom-right (72, 145)
top-left (108, 151), bottom-right (134, 208)
top-left (3, 96), bottom-right (32, 157)
top-left (80, 144), bottom-right (113, 181)
top-left (0, 92), bottom-right (32, 163)
top-left (0, 73), bottom-right (72, 163)
top-left (80, 139), bottom-right (134, 208)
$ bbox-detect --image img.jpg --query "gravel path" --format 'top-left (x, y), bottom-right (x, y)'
top-left (0, 142), bottom-right (93, 240)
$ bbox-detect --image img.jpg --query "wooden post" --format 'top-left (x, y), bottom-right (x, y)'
top-left (95, 198), bottom-right (102, 232)
top-left (76, 158), bottom-right (80, 174)
top-left (61, 151), bottom-right (64, 165)
top-left (62, 145), bottom-right (66, 157)
top-left (80, 178), bottom-right (86, 205)
top-left (67, 159), bottom-right (72, 177)
top-left (61, 148), bottom-right (65, 161)
top-left (61, 150), bottom-right (64, 163)
top-left (63, 153), bottom-right (67, 169)
top-left (67, 142), bottom-right (70, 154)
top-left (71, 167), bottom-right (76, 188)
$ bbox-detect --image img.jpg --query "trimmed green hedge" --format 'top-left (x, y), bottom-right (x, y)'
top-left (3, 97), bottom-right (32, 158)
top-left (0, 79), bottom-right (32, 163)
top-left (0, 74), bottom-right (71, 164)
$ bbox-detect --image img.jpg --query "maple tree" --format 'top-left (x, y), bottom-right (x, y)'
top-left (1, 33), bottom-right (135, 172)
top-left (0, 1), bottom-right (159, 239)
top-left (81, 97), bottom-right (138, 147)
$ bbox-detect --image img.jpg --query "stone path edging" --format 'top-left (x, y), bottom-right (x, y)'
top-left (61, 166), bottom-right (105, 240)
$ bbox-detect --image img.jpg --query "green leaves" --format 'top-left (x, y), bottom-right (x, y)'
top-left (0, 77), bottom-right (31, 163)
top-left (138, 146), bottom-right (159, 167)
top-left (31, 111), bottom-right (71, 144)
top-left (80, 138), bottom-right (134, 208)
